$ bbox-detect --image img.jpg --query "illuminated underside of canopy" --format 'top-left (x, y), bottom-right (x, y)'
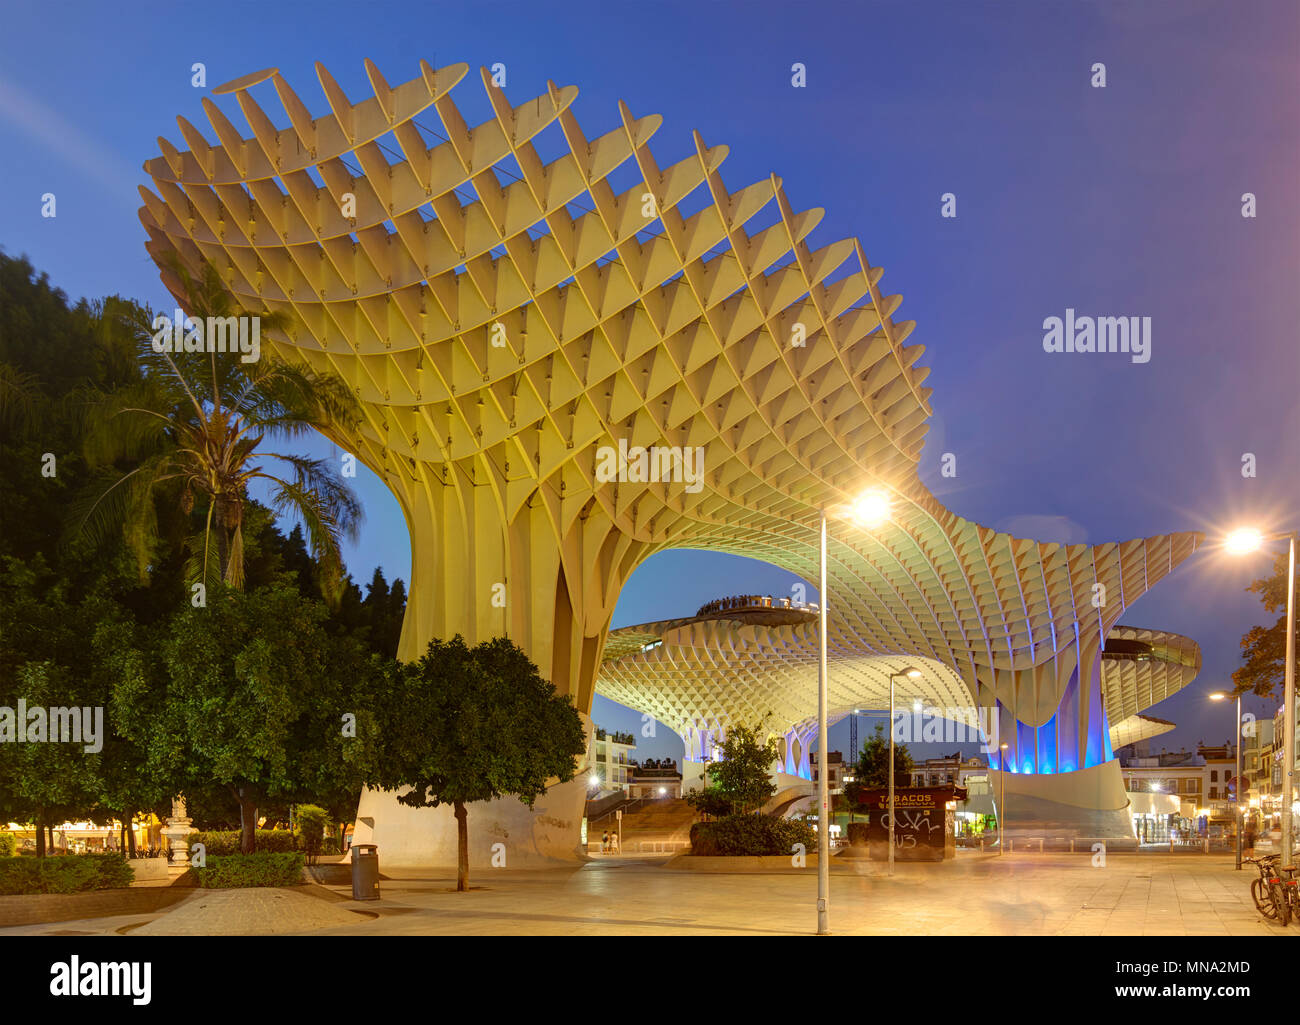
top-left (598, 611), bottom-right (1201, 776)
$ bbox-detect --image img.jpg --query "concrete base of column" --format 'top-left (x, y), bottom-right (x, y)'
top-left (681, 760), bottom-right (707, 795)
top-left (988, 759), bottom-right (1134, 839)
top-left (351, 776), bottom-right (589, 869)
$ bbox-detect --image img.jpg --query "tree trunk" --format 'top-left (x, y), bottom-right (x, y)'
top-left (47, 823), bottom-right (55, 853)
top-left (453, 801), bottom-right (469, 892)
top-left (35, 812), bottom-right (45, 858)
top-left (126, 812), bottom-right (137, 858)
top-left (215, 514), bottom-right (230, 585)
top-left (236, 788), bottom-right (258, 854)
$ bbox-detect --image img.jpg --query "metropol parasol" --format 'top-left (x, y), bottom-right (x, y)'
top-left (138, 59), bottom-right (1201, 863)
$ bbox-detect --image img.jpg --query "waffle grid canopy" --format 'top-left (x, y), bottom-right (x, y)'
top-left (139, 60), bottom-right (1200, 774)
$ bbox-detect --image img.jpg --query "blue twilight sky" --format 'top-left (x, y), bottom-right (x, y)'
top-left (1, 0), bottom-right (1296, 763)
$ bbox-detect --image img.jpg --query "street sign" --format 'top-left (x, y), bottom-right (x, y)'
top-left (616, 809), bottom-right (622, 819)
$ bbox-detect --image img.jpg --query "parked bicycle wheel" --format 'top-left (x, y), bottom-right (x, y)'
top-left (1283, 874), bottom-right (1300, 926)
top-left (1274, 880), bottom-right (1291, 926)
top-left (1252, 877), bottom-right (1279, 919)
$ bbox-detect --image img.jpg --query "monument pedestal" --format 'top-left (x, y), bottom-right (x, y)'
top-left (161, 797), bottom-right (194, 870)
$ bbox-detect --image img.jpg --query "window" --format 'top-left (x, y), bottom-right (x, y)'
top-left (1211, 770), bottom-right (1218, 782)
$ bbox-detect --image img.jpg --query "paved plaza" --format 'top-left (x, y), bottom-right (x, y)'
top-left (3, 851), bottom-right (1295, 937)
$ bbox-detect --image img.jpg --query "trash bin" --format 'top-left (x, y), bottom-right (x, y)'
top-left (350, 843), bottom-right (380, 900)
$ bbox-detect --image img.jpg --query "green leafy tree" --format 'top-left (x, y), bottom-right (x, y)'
top-left (0, 556), bottom-right (168, 856)
top-left (1232, 551), bottom-right (1300, 699)
top-left (295, 804), bottom-right (330, 866)
top-left (361, 568), bottom-right (407, 658)
top-left (117, 584), bottom-right (383, 854)
top-left (686, 723), bottom-right (779, 817)
top-left (91, 615), bottom-right (173, 856)
top-left (0, 662), bottom-right (103, 857)
top-left (844, 723), bottom-right (914, 807)
top-left (370, 636), bottom-right (586, 892)
top-left (0, 254), bottom-right (395, 855)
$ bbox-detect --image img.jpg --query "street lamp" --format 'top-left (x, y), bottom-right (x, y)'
top-left (1224, 527), bottom-right (1296, 871)
top-left (1209, 690), bottom-right (1244, 870)
top-left (815, 488), bottom-right (893, 934)
top-left (998, 742), bottom-right (1009, 855)
top-left (888, 667), bottom-right (923, 876)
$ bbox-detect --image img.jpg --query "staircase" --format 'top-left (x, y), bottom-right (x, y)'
top-left (615, 798), bottom-right (699, 850)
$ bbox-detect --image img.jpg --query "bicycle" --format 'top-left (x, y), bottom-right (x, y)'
top-left (1246, 855), bottom-right (1285, 922)
top-left (1247, 853), bottom-right (1300, 925)
top-left (1280, 863), bottom-right (1300, 926)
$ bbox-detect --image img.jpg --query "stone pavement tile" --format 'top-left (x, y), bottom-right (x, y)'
top-left (23, 850), bottom-right (1283, 937)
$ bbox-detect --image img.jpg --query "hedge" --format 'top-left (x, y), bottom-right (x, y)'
top-left (191, 852), bottom-right (305, 889)
top-left (186, 829), bottom-right (299, 856)
top-left (295, 805), bottom-right (329, 866)
top-left (0, 833), bottom-right (15, 858)
top-left (0, 853), bottom-right (134, 895)
top-left (689, 815), bottom-right (817, 856)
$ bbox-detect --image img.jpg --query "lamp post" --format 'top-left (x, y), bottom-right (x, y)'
top-left (815, 490), bottom-right (892, 934)
top-left (888, 668), bottom-right (923, 876)
top-left (816, 508), bottom-right (830, 935)
top-left (1209, 690), bottom-right (1243, 870)
top-left (998, 742), bottom-right (1009, 855)
top-left (1224, 528), bottom-right (1296, 870)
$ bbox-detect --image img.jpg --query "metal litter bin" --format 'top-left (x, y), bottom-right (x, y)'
top-left (350, 843), bottom-right (380, 900)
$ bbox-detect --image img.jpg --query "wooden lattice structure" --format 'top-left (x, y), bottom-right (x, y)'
top-left (140, 60), bottom-right (1201, 779)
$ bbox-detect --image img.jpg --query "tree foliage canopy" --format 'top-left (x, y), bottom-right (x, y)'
top-left (844, 722), bottom-right (915, 803)
top-left (372, 636), bottom-right (586, 811)
top-left (686, 722), bottom-right (779, 816)
top-left (0, 253), bottom-right (407, 848)
top-left (1232, 551), bottom-right (1299, 700)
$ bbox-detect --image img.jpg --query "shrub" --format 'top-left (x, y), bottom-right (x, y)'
top-left (186, 829), bottom-right (298, 856)
top-left (0, 854), bottom-right (134, 895)
top-left (320, 837), bottom-right (341, 855)
top-left (295, 805), bottom-right (329, 866)
top-left (689, 815), bottom-right (817, 856)
top-left (191, 852), bottom-right (305, 889)
top-left (0, 833), bottom-right (16, 858)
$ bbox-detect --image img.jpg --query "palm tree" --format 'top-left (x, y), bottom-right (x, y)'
top-left (77, 258), bottom-right (363, 599)
top-left (0, 361), bottom-right (41, 437)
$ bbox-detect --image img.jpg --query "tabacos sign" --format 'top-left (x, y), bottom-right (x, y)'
top-left (872, 792), bottom-right (938, 810)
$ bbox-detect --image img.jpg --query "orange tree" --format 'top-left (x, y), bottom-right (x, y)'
top-left (369, 636), bottom-right (586, 891)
